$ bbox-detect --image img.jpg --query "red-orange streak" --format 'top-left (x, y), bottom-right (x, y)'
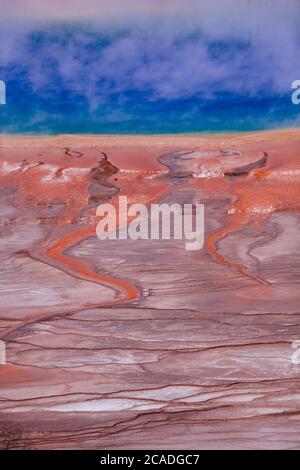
top-left (46, 225), bottom-right (140, 303)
